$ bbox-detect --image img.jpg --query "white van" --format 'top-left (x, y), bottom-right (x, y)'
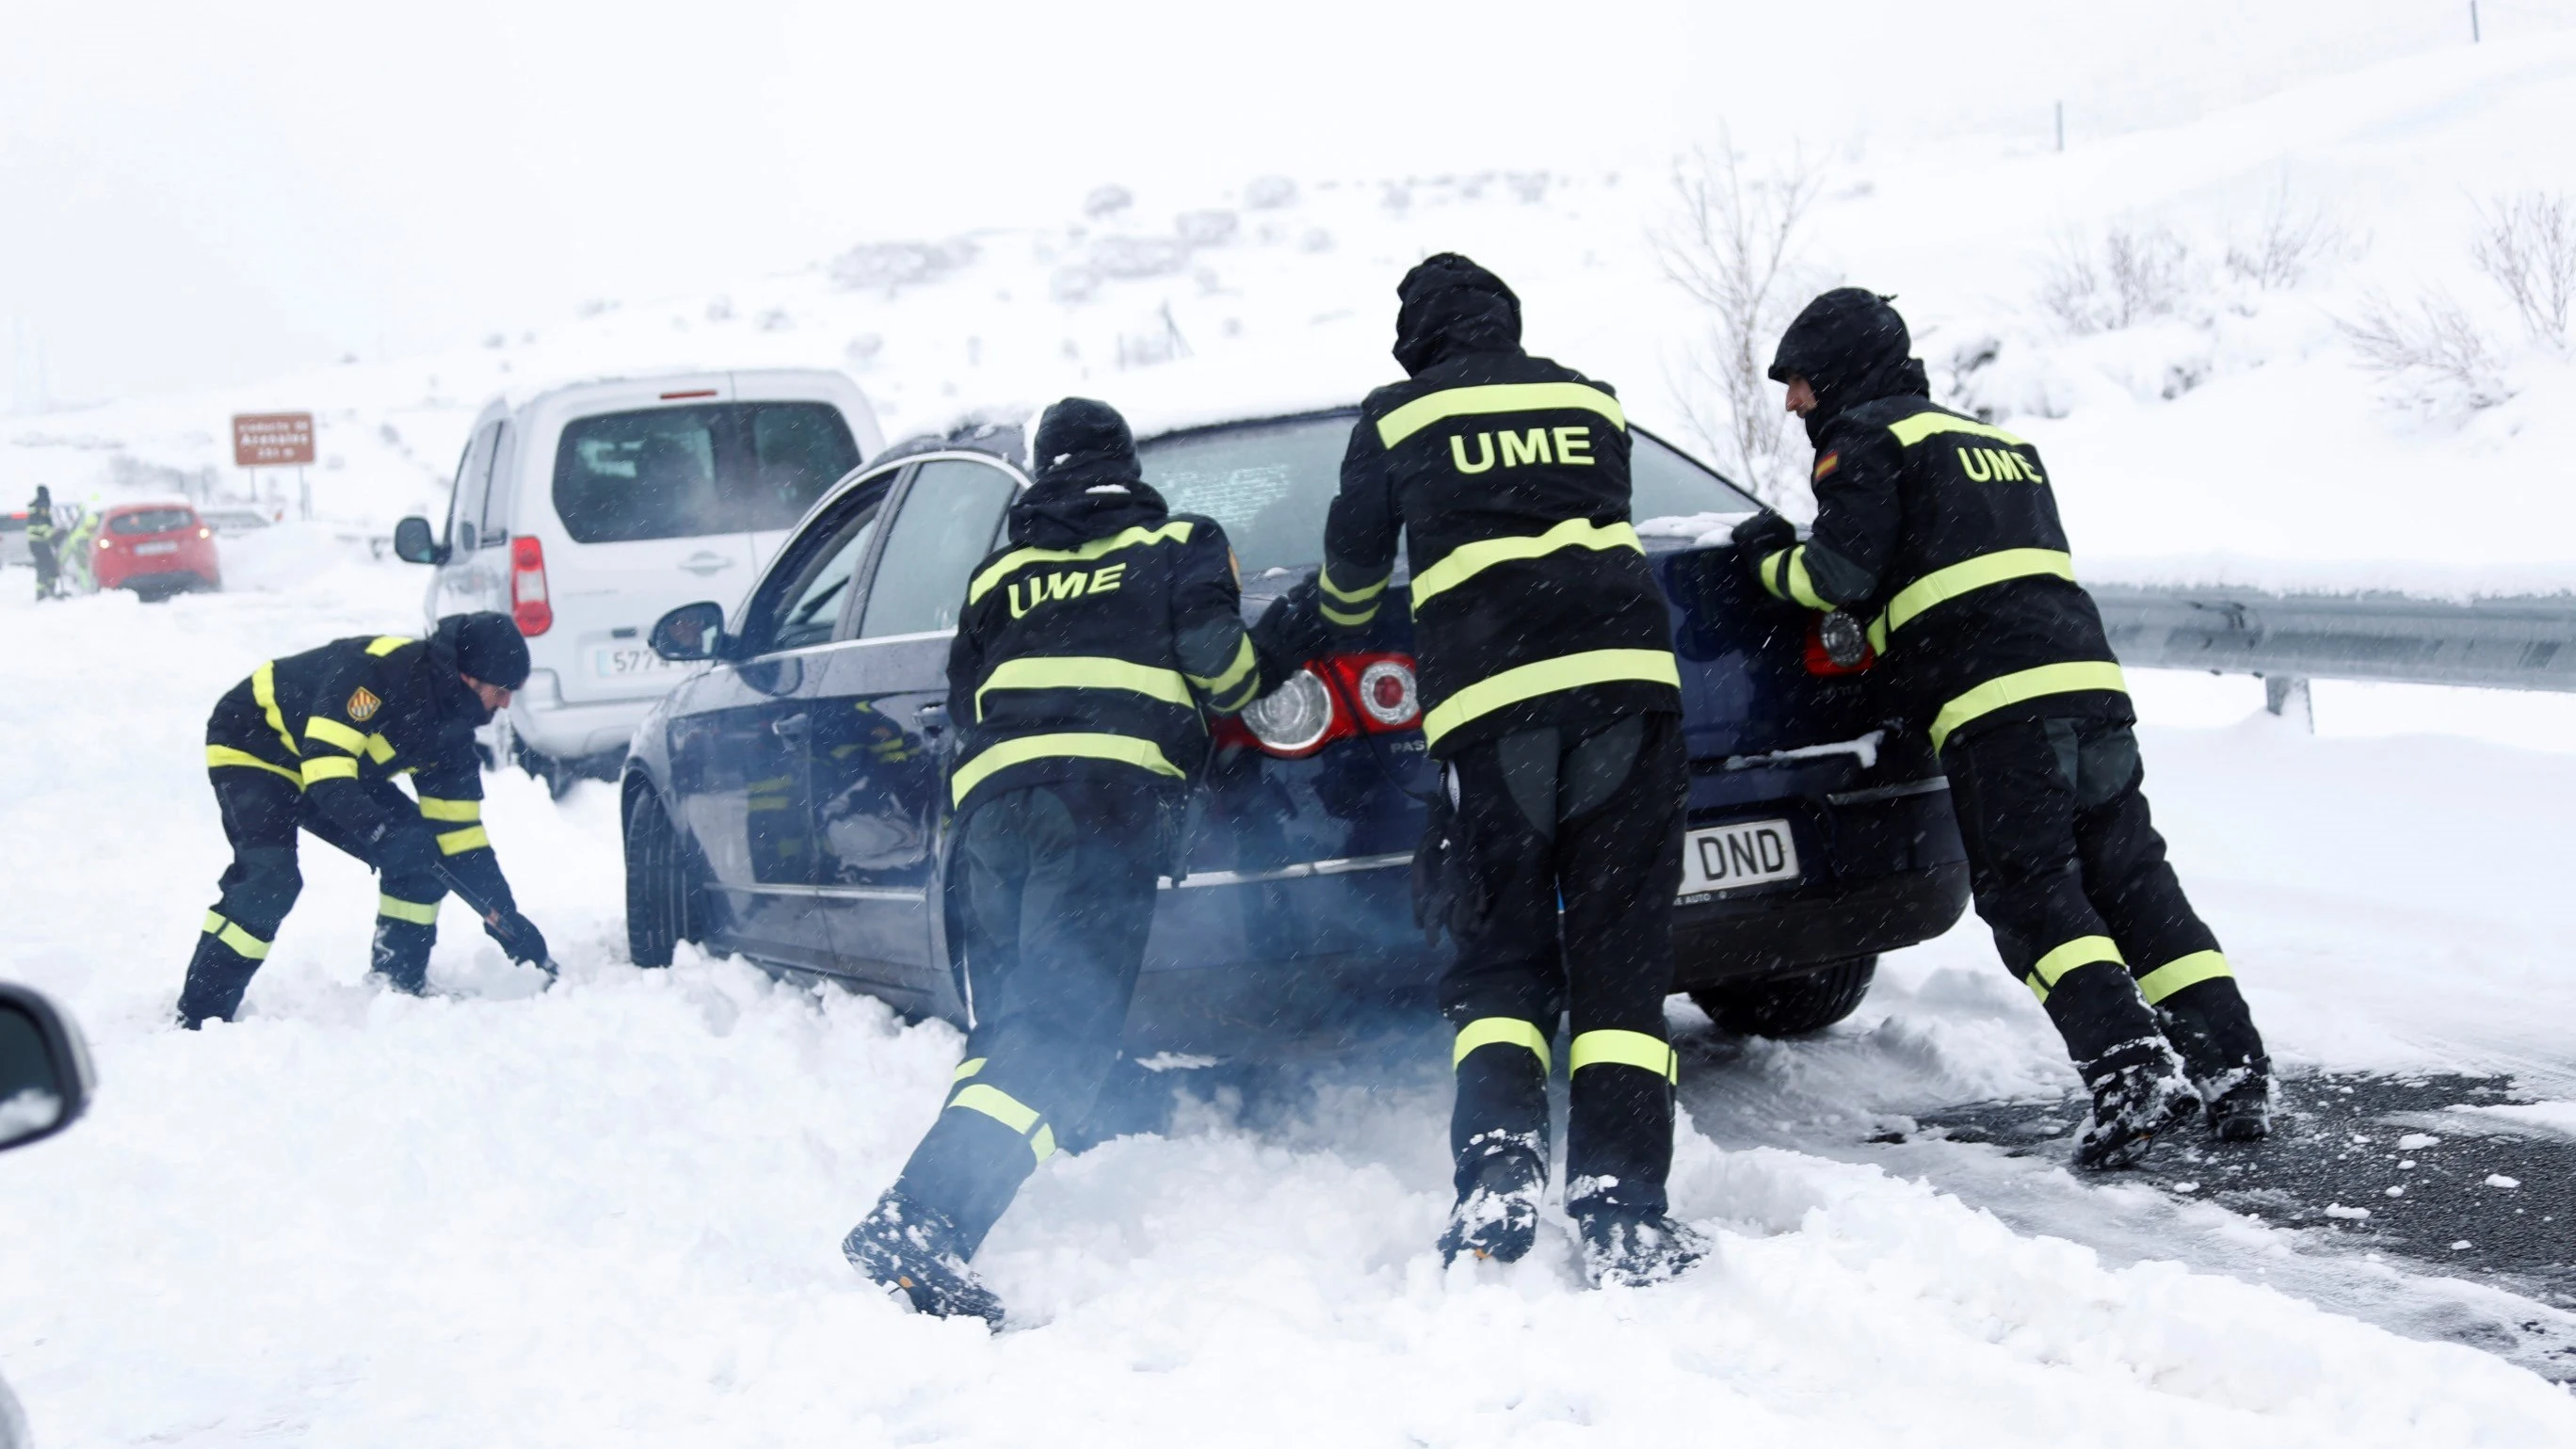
top-left (394, 369), bottom-right (882, 789)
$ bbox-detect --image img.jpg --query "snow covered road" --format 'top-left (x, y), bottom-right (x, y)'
top-left (3, 560), bottom-right (2573, 1446)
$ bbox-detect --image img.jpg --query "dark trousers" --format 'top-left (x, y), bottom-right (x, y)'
top-left (890, 781), bottom-right (1163, 1255)
top-left (178, 765), bottom-right (449, 1026)
top-left (1441, 711), bottom-right (1686, 1216)
top-left (30, 539), bottom-right (57, 599)
top-left (1941, 716), bottom-right (2266, 1086)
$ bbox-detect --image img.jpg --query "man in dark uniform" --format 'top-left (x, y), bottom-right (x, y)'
top-left (25, 486), bottom-right (59, 602)
top-left (1320, 254), bottom-right (1702, 1286)
top-left (1737, 287), bottom-right (2271, 1167)
top-left (843, 397), bottom-right (1279, 1326)
top-left (178, 612), bottom-right (551, 1027)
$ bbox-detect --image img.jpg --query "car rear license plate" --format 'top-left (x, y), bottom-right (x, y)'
top-left (1678, 817), bottom-right (1800, 897)
top-left (135, 541), bottom-right (178, 555)
top-left (592, 645), bottom-right (683, 679)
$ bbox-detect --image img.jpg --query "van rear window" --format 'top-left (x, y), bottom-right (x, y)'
top-left (110, 508), bottom-right (197, 536)
top-left (553, 402), bottom-right (861, 544)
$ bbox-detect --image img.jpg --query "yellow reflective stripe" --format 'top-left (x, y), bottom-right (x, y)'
top-left (1421, 648), bottom-right (1681, 749)
top-left (366, 636), bottom-right (415, 657)
top-left (417, 796), bottom-right (480, 822)
top-left (304, 716), bottom-right (370, 755)
top-left (300, 755), bottom-right (360, 784)
top-left (251, 661), bottom-right (297, 755)
top-left (1886, 411), bottom-right (2029, 449)
top-left (1207, 670), bottom-right (1261, 716)
top-left (1570, 1029), bottom-right (1679, 1083)
top-left (2135, 950), bottom-right (2232, 1005)
top-left (435, 825), bottom-right (491, 855)
top-left (976, 656), bottom-right (1195, 721)
top-left (201, 910), bottom-right (271, 960)
top-left (1320, 565), bottom-right (1390, 604)
top-left (950, 732), bottom-right (1184, 807)
top-left (1409, 519), bottom-right (1643, 608)
top-left (1452, 1016), bottom-right (1551, 1073)
top-left (1376, 381), bottom-right (1628, 449)
top-left (364, 733), bottom-right (394, 765)
top-left (377, 894), bottom-right (440, 925)
top-left (1320, 600), bottom-right (1379, 628)
top-left (948, 1083), bottom-right (1057, 1163)
top-left (965, 522), bottom-right (1196, 604)
top-left (1870, 549), bottom-right (2076, 654)
top-left (1187, 634), bottom-right (1259, 700)
top-left (2034, 935), bottom-right (2123, 988)
top-left (1928, 661), bottom-right (2130, 752)
top-left (1763, 545), bottom-right (1829, 611)
top-left (205, 745), bottom-right (304, 787)
top-left (952, 1056), bottom-right (988, 1083)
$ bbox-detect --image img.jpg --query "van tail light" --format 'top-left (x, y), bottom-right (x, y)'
top-left (1217, 652), bottom-right (1420, 759)
top-left (510, 536), bottom-right (554, 636)
top-left (1803, 612), bottom-right (1875, 676)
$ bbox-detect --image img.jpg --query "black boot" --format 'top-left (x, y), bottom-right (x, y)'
top-left (1438, 1145), bottom-right (1544, 1265)
top-left (2074, 1040), bottom-right (2200, 1169)
top-left (370, 918), bottom-right (434, 996)
top-left (2151, 977), bottom-right (2272, 1143)
top-left (176, 931), bottom-right (261, 1029)
top-left (843, 1188), bottom-right (1005, 1328)
top-left (1575, 1209), bottom-right (1710, 1288)
top-left (1443, 1040), bottom-right (1551, 1264)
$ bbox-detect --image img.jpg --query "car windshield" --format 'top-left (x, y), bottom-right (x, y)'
top-left (109, 508), bottom-right (195, 535)
top-left (1136, 411), bottom-right (1759, 583)
top-left (553, 402), bottom-right (861, 544)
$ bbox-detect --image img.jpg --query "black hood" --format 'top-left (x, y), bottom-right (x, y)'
top-left (428, 612), bottom-right (529, 723)
top-left (1392, 252), bottom-right (1522, 376)
top-left (1770, 287), bottom-right (1930, 441)
top-left (1013, 397), bottom-right (1168, 549)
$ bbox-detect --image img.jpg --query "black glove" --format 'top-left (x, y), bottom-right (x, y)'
top-left (1409, 778), bottom-right (1488, 949)
top-left (1731, 511), bottom-right (1798, 569)
top-left (484, 910), bottom-right (552, 971)
top-left (369, 823), bottom-right (443, 884)
top-left (1250, 575), bottom-right (1335, 678)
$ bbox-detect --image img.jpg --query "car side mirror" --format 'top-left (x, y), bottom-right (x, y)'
top-left (0, 983), bottom-right (94, 1153)
top-left (392, 516), bottom-right (447, 566)
top-left (651, 601), bottom-right (728, 662)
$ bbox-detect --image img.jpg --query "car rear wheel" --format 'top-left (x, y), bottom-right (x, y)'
top-left (623, 783), bottom-right (688, 969)
top-left (1690, 956), bottom-right (1877, 1038)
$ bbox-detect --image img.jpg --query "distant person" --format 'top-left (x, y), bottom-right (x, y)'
top-left (24, 486), bottom-right (58, 601)
top-left (842, 397), bottom-right (1282, 1326)
top-left (1315, 254), bottom-right (1704, 1286)
top-left (1736, 288), bottom-right (2270, 1167)
top-left (178, 613), bottom-right (552, 1027)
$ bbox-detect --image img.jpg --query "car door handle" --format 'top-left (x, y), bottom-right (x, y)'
top-left (773, 713), bottom-right (811, 740)
top-left (681, 551), bottom-right (737, 576)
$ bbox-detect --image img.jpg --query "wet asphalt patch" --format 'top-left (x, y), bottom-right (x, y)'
top-left (1904, 1073), bottom-right (2576, 1338)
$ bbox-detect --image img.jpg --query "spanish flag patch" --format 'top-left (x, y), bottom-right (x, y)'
top-left (1813, 452), bottom-right (1842, 482)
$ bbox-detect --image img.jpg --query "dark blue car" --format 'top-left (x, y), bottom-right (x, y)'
top-left (620, 411), bottom-right (1968, 1055)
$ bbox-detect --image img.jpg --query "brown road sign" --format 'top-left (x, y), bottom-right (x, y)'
top-left (233, 412), bottom-right (315, 467)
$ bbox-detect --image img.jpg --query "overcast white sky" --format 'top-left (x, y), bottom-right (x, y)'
top-left (5, 0), bottom-right (2558, 411)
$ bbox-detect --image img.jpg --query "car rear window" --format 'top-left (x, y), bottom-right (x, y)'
top-left (1136, 412), bottom-right (1759, 582)
top-left (109, 507), bottom-right (196, 536)
top-left (552, 402), bottom-right (861, 544)
top-left (0, 514), bottom-right (24, 534)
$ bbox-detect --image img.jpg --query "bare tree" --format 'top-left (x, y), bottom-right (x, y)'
top-left (2472, 190), bottom-right (2575, 348)
top-left (1652, 140), bottom-right (1828, 509)
top-left (2337, 288), bottom-right (2512, 411)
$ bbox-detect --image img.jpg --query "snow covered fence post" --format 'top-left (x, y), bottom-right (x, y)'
top-left (2263, 675), bottom-right (2312, 731)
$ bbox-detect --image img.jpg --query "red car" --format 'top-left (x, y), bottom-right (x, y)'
top-left (94, 502), bottom-right (221, 598)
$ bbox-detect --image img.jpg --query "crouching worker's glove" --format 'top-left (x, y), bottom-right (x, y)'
top-left (1250, 574), bottom-right (1335, 682)
top-left (484, 910), bottom-right (553, 974)
top-left (1731, 511), bottom-right (1799, 588)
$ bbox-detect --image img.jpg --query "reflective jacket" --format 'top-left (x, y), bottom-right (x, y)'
top-left (1756, 396), bottom-right (2130, 751)
top-left (1323, 353), bottom-right (1682, 758)
top-left (204, 632), bottom-right (511, 903)
top-left (946, 480), bottom-right (1263, 821)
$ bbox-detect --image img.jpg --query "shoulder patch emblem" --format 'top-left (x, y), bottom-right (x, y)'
top-left (346, 686), bottom-right (382, 722)
top-left (1813, 452), bottom-right (1841, 482)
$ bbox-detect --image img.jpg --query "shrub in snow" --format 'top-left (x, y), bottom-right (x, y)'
top-left (2339, 289), bottom-right (2513, 412)
top-left (2471, 191), bottom-right (2575, 349)
top-left (828, 239), bottom-right (977, 295)
top-left (1245, 175), bottom-right (1298, 210)
top-left (1509, 171), bottom-right (1550, 203)
top-left (1050, 266), bottom-right (1103, 304)
top-left (1298, 228), bottom-right (1334, 253)
top-left (844, 334), bottom-right (884, 370)
top-left (1175, 209), bottom-right (1239, 248)
top-left (1084, 184), bottom-right (1133, 218)
top-left (2224, 185), bottom-right (2353, 292)
top-left (573, 298), bottom-right (620, 319)
top-left (1089, 235), bottom-right (1188, 280)
top-left (705, 296), bottom-right (733, 323)
top-left (756, 309), bottom-right (793, 332)
top-left (1380, 183), bottom-right (1411, 213)
top-left (2037, 224), bottom-right (2194, 335)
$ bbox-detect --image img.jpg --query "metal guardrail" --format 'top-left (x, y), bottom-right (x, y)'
top-left (2090, 584), bottom-right (2576, 702)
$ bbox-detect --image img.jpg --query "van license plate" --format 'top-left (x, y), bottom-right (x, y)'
top-left (593, 646), bottom-right (684, 679)
top-left (135, 541), bottom-right (179, 555)
top-left (1678, 818), bottom-right (1800, 897)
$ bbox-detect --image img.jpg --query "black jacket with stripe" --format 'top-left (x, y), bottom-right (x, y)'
top-left (204, 632), bottom-right (513, 905)
top-left (945, 478), bottom-right (1264, 822)
top-left (1323, 348), bottom-right (1682, 759)
top-left (1756, 394), bottom-right (2131, 752)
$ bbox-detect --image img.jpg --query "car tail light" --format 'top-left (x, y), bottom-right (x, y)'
top-left (198, 527), bottom-right (211, 539)
top-left (511, 536), bottom-right (554, 636)
top-left (1803, 612), bottom-right (1875, 676)
top-left (1220, 652), bottom-right (1421, 758)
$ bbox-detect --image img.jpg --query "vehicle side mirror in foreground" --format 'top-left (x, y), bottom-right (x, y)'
top-left (0, 983), bottom-right (94, 1153)
top-left (651, 601), bottom-right (728, 662)
top-left (392, 516), bottom-right (446, 566)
